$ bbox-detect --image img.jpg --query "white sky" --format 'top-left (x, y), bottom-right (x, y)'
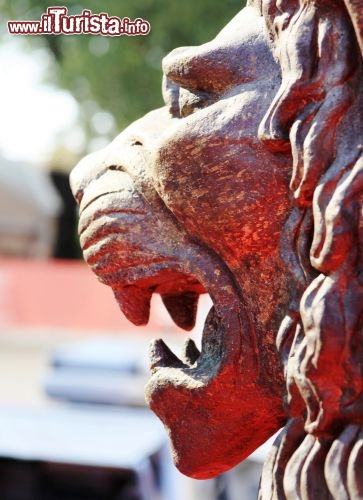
top-left (0, 38), bottom-right (80, 166)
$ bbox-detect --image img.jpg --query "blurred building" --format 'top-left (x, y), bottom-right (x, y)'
top-left (50, 170), bottom-right (80, 259)
top-left (0, 157), bottom-right (62, 258)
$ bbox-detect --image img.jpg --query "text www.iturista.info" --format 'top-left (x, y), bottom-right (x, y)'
top-left (8, 6), bottom-right (151, 36)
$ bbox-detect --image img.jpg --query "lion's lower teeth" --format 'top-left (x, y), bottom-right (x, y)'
top-left (149, 338), bottom-right (184, 372)
top-left (182, 338), bottom-right (200, 365)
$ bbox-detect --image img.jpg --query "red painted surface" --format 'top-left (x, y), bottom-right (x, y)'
top-left (0, 258), bottom-right (173, 333)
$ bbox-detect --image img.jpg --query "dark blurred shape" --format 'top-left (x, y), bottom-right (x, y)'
top-left (0, 459), bottom-right (140, 500)
top-left (50, 170), bottom-right (80, 259)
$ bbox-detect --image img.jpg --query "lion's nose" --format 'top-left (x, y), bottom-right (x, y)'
top-left (70, 149), bottom-right (109, 205)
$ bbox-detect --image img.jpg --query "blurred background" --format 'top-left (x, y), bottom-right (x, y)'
top-left (0, 1), bottom-right (272, 499)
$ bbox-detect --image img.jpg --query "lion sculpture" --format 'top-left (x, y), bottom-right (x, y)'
top-left (71, 1), bottom-right (363, 498)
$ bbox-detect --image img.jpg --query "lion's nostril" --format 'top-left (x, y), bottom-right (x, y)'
top-left (69, 165), bottom-right (85, 205)
top-left (109, 164), bottom-right (127, 172)
top-left (70, 149), bottom-right (112, 206)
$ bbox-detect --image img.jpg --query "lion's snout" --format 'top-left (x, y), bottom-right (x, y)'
top-left (70, 149), bottom-right (111, 206)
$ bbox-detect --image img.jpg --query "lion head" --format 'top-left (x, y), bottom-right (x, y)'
top-left (70, 3), bottom-right (294, 478)
top-left (71, 0), bottom-right (362, 486)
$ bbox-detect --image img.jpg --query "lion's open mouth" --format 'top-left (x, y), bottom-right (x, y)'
top-left (79, 193), bottom-right (247, 359)
top-left (74, 144), bottom-right (261, 385)
top-left (78, 184), bottom-right (255, 394)
top-left (147, 301), bottom-right (230, 389)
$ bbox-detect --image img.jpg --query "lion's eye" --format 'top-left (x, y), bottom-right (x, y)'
top-left (162, 75), bottom-right (216, 118)
top-left (179, 88), bottom-right (217, 118)
top-left (162, 75), bottom-right (181, 118)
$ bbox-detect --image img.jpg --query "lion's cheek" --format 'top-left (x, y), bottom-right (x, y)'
top-left (153, 108), bottom-right (291, 270)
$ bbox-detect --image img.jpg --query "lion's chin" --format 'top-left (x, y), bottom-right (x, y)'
top-left (145, 305), bottom-right (286, 479)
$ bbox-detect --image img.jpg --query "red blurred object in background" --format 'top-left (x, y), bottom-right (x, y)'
top-left (0, 258), bottom-right (176, 333)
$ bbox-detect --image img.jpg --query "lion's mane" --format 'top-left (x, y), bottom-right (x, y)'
top-left (259, 1), bottom-right (363, 497)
